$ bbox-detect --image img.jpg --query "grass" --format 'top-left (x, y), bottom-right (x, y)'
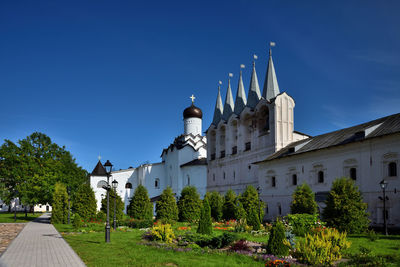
top-left (345, 234), bottom-right (400, 256)
top-left (0, 212), bottom-right (42, 223)
top-left (54, 224), bottom-right (266, 267)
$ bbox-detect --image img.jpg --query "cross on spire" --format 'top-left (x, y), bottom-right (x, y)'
top-left (98, 155), bottom-right (101, 161)
top-left (190, 94), bottom-right (196, 104)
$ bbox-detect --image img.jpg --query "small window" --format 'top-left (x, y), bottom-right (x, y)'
top-left (211, 153), bottom-right (216, 160)
top-left (155, 178), bottom-right (160, 188)
top-left (213, 174), bottom-right (215, 181)
top-left (223, 172), bottom-right (226, 180)
top-left (272, 176), bottom-right (276, 187)
top-left (278, 204), bottom-right (282, 215)
top-left (245, 142), bottom-right (251, 151)
top-left (350, 168), bottom-right (357, 180)
top-left (125, 182), bottom-right (132, 189)
top-left (220, 150), bottom-right (225, 158)
top-left (187, 176), bottom-right (190, 185)
top-left (318, 171), bottom-right (324, 183)
top-left (292, 174), bottom-right (297, 186)
top-left (388, 162), bottom-right (397, 177)
top-left (265, 204), bottom-right (268, 214)
top-left (233, 171), bottom-right (236, 180)
top-left (232, 146), bottom-right (237, 155)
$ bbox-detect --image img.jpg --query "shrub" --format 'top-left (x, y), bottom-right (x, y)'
top-left (73, 213), bottom-right (82, 229)
top-left (209, 232), bottom-right (238, 249)
top-left (348, 246), bottom-right (387, 266)
top-left (121, 217), bottom-right (153, 228)
top-left (247, 207), bottom-right (261, 231)
top-left (177, 186), bottom-right (202, 222)
top-left (266, 219), bottom-right (289, 257)
top-left (181, 231), bottom-right (212, 246)
top-left (197, 198), bottom-right (213, 235)
top-left (205, 191), bottom-right (223, 221)
top-left (223, 189), bottom-right (237, 220)
top-left (323, 177), bottom-right (370, 234)
top-left (52, 182), bottom-right (69, 224)
top-left (72, 183), bottom-right (97, 221)
top-left (230, 239), bottom-right (251, 252)
top-left (95, 211), bottom-right (106, 222)
top-left (367, 229), bottom-right (379, 242)
top-left (239, 185), bottom-right (265, 223)
top-left (127, 185), bottom-right (153, 220)
top-left (290, 183), bottom-right (317, 214)
top-left (234, 218), bottom-right (247, 233)
top-left (150, 223), bottom-right (175, 243)
top-left (156, 187), bottom-right (178, 222)
top-left (100, 189), bottom-right (125, 222)
top-left (295, 227), bottom-right (351, 265)
top-left (286, 213), bottom-right (323, 237)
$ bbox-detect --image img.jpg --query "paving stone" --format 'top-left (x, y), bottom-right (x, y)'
top-left (0, 223), bottom-right (25, 256)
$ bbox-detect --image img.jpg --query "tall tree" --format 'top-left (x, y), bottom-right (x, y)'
top-left (205, 191), bottom-right (223, 221)
top-left (52, 182), bottom-right (69, 224)
top-left (197, 198), bottom-right (213, 235)
top-left (239, 185), bottom-right (265, 223)
top-left (127, 185), bottom-right (153, 220)
top-left (73, 183), bottom-right (97, 221)
top-left (222, 189), bottom-right (237, 221)
top-left (177, 186), bottom-right (202, 222)
top-left (290, 183), bottom-right (318, 214)
top-left (156, 187), bottom-right (178, 222)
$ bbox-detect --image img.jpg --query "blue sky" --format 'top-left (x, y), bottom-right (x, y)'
top-left (1, 1), bottom-right (399, 172)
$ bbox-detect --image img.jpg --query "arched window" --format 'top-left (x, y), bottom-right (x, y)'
top-left (271, 176), bottom-right (276, 187)
top-left (125, 182), bottom-right (132, 189)
top-left (389, 162), bottom-right (397, 177)
top-left (278, 204), bottom-right (282, 215)
top-left (155, 178), bottom-right (160, 189)
top-left (318, 171), bottom-right (324, 183)
top-left (187, 175), bottom-right (190, 185)
top-left (350, 168), bottom-right (357, 180)
top-left (292, 174), bottom-right (297, 186)
top-left (223, 172), bottom-right (226, 180)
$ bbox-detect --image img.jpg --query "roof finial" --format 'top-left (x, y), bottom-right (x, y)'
top-left (240, 64), bottom-right (245, 75)
top-left (269, 41), bottom-right (276, 56)
top-left (253, 54), bottom-right (258, 67)
top-left (190, 94), bottom-right (196, 104)
top-left (98, 155), bottom-right (101, 161)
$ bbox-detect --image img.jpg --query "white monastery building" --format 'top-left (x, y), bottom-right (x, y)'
top-left (90, 98), bottom-right (207, 212)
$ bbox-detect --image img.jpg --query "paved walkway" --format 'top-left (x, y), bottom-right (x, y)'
top-left (0, 213), bottom-right (85, 267)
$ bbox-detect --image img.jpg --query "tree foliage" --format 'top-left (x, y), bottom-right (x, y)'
top-left (156, 187), bottom-right (178, 222)
top-left (127, 185), bottom-right (153, 220)
top-left (204, 191), bottom-right (223, 221)
top-left (177, 186), bottom-right (202, 222)
top-left (222, 189), bottom-right (237, 221)
top-left (0, 132), bottom-right (87, 207)
top-left (239, 185), bottom-right (265, 223)
top-left (323, 177), bottom-right (370, 234)
top-left (197, 198), bottom-right (213, 235)
top-left (73, 183), bottom-right (97, 221)
top-left (266, 218), bottom-right (289, 257)
top-left (290, 183), bottom-right (318, 215)
top-left (52, 182), bottom-right (69, 224)
top-left (101, 189), bottom-right (125, 221)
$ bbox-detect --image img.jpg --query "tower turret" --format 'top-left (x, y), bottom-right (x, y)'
top-left (183, 95), bottom-right (203, 136)
top-left (262, 42), bottom-right (280, 101)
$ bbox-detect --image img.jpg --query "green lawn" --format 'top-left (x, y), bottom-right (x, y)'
top-left (55, 224), bottom-right (265, 267)
top-left (345, 234), bottom-right (400, 256)
top-left (0, 212), bottom-right (42, 223)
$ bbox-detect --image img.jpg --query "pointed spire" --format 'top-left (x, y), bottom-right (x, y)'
top-left (212, 81), bottom-right (224, 125)
top-left (247, 54), bottom-right (261, 108)
top-left (234, 65), bottom-right (247, 115)
top-left (262, 42), bottom-right (280, 101)
top-left (222, 73), bottom-right (235, 121)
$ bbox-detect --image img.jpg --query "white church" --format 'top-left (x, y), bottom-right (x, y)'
top-left (90, 44), bottom-right (399, 228)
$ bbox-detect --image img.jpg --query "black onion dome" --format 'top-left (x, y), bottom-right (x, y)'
top-left (183, 104), bottom-right (203, 119)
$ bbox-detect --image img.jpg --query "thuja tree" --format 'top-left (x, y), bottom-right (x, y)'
top-left (197, 198), bottom-right (213, 235)
top-left (72, 183), bottom-right (97, 221)
top-left (205, 191), bottom-right (223, 221)
top-left (177, 186), bottom-right (202, 222)
top-left (239, 185), bottom-right (265, 224)
top-left (222, 189), bottom-right (237, 220)
top-left (101, 190), bottom-right (125, 221)
top-left (266, 218), bottom-right (289, 257)
top-left (323, 177), bottom-right (370, 234)
top-left (127, 185), bottom-right (153, 220)
top-left (156, 187), bottom-right (178, 222)
top-left (290, 183), bottom-right (317, 214)
top-left (52, 182), bottom-right (68, 224)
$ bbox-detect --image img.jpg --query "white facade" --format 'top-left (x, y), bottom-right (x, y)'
top-left (0, 198), bottom-right (52, 213)
top-left (90, 103), bottom-right (207, 213)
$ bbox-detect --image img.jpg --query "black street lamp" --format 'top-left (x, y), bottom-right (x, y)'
top-left (256, 187), bottom-right (262, 223)
top-left (104, 160), bottom-right (113, 243)
top-left (67, 186), bottom-right (71, 224)
top-left (112, 179), bottom-right (118, 230)
top-left (379, 180), bottom-right (389, 236)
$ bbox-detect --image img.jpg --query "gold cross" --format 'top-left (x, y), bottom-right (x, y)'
top-left (190, 94), bottom-right (195, 103)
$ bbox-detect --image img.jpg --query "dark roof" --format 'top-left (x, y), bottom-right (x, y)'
top-left (183, 104), bottom-right (203, 119)
top-left (91, 160), bottom-right (107, 176)
top-left (256, 113), bottom-right (400, 163)
top-left (180, 158), bottom-right (207, 167)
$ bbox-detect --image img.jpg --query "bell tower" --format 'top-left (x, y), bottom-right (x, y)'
top-left (183, 95), bottom-right (203, 136)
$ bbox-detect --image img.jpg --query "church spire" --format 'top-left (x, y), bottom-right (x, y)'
top-left (247, 54), bottom-right (261, 109)
top-left (262, 42), bottom-right (280, 101)
top-left (222, 73), bottom-right (234, 121)
top-left (234, 65), bottom-right (247, 115)
top-left (212, 81), bottom-right (224, 125)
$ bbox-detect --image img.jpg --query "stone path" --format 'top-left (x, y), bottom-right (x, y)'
top-left (0, 224), bottom-right (25, 255)
top-left (0, 213), bottom-right (86, 267)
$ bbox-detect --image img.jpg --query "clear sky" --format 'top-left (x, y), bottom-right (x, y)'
top-left (1, 1), bottom-right (399, 172)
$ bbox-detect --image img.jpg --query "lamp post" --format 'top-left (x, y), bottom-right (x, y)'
top-left (112, 179), bottom-right (118, 230)
top-left (104, 160), bottom-right (113, 243)
top-left (379, 180), bottom-right (388, 236)
top-left (67, 186), bottom-right (71, 224)
top-left (256, 187), bottom-right (261, 223)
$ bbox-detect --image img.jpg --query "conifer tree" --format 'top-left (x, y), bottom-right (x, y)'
top-left (73, 183), bottom-right (97, 221)
top-left (290, 183), bottom-right (317, 214)
top-left (247, 207), bottom-right (261, 230)
top-left (239, 185), bottom-right (265, 223)
top-left (205, 191), bottom-right (223, 221)
top-left (177, 186), bottom-right (202, 222)
top-left (101, 189), bottom-right (125, 221)
top-left (156, 187), bottom-right (178, 222)
top-left (197, 198), bottom-right (213, 235)
top-left (266, 218), bottom-right (289, 256)
top-left (323, 177), bottom-right (370, 234)
top-left (127, 185), bottom-right (153, 220)
top-left (52, 182), bottom-right (68, 224)
top-left (222, 189), bottom-right (237, 220)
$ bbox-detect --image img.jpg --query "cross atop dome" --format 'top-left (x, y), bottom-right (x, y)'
top-left (190, 94), bottom-right (196, 104)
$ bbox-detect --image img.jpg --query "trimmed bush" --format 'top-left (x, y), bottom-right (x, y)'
top-left (290, 183), bottom-right (317, 214)
top-left (323, 177), bottom-right (370, 234)
top-left (222, 189), bottom-right (237, 220)
top-left (73, 213), bottom-right (82, 229)
top-left (150, 223), bottom-right (175, 243)
top-left (266, 219), bottom-right (289, 257)
top-left (286, 213), bottom-right (323, 237)
top-left (177, 186), bottom-right (202, 222)
top-left (101, 189), bottom-right (125, 222)
top-left (246, 207), bottom-right (260, 231)
top-left (52, 182), bottom-right (69, 224)
top-left (295, 227), bottom-right (350, 265)
top-left (156, 187), bottom-right (178, 222)
top-left (205, 191), bottom-right (223, 221)
top-left (72, 183), bottom-right (97, 221)
top-left (210, 232), bottom-right (238, 249)
top-left (239, 185), bottom-right (265, 223)
top-left (127, 185), bottom-right (153, 220)
top-left (197, 198), bottom-right (213, 235)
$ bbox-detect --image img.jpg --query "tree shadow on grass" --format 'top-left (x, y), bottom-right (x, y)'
top-left (349, 235), bottom-right (400, 240)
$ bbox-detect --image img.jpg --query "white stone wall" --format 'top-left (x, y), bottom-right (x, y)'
top-left (257, 133), bottom-right (400, 227)
top-left (184, 117), bottom-right (202, 136)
